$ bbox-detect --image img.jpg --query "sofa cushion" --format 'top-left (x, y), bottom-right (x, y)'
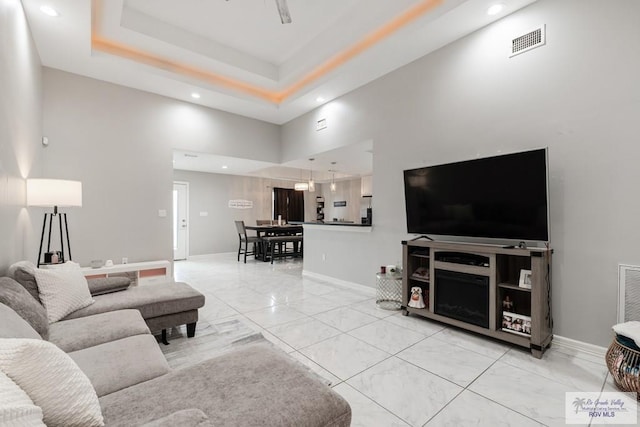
top-left (69, 335), bottom-right (170, 397)
top-left (0, 370), bottom-right (45, 426)
top-left (33, 268), bottom-right (94, 323)
top-left (0, 339), bottom-right (104, 427)
top-left (49, 310), bottom-right (150, 353)
top-left (7, 261), bottom-right (40, 303)
top-left (99, 342), bottom-right (351, 427)
top-left (141, 409), bottom-right (211, 427)
top-left (0, 277), bottom-right (49, 339)
top-left (0, 302), bottom-right (41, 340)
top-left (64, 282), bottom-right (204, 321)
top-left (87, 277), bottom-right (131, 296)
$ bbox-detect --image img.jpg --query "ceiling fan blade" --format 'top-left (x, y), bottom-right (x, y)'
top-left (274, 0), bottom-right (292, 24)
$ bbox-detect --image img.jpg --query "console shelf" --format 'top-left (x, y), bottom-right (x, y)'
top-left (402, 240), bottom-right (552, 358)
top-left (498, 282), bottom-right (532, 293)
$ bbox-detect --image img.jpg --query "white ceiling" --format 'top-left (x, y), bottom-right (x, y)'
top-left (22, 0), bottom-right (537, 177)
top-left (174, 140), bottom-right (373, 182)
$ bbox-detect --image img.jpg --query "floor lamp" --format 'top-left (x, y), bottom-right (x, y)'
top-left (27, 179), bottom-right (83, 267)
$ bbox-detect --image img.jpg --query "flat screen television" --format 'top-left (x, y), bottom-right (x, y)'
top-left (403, 149), bottom-right (549, 241)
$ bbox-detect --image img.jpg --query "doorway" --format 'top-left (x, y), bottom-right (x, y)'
top-left (173, 182), bottom-right (189, 260)
top-left (273, 188), bottom-right (304, 222)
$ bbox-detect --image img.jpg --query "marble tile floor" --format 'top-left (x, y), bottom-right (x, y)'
top-left (174, 253), bottom-right (629, 427)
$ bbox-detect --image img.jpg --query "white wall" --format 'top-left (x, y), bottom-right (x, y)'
top-left (41, 68), bottom-right (281, 267)
top-left (173, 169), bottom-right (316, 256)
top-left (0, 0), bottom-right (42, 273)
top-left (318, 178), bottom-right (367, 223)
top-left (282, 0), bottom-right (640, 346)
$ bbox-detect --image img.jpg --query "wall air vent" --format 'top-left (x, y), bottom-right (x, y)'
top-left (510, 25), bottom-right (546, 57)
top-left (618, 264), bottom-right (640, 322)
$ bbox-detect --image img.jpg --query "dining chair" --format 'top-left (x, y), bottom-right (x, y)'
top-left (234, 220), bottom-right (261, 263)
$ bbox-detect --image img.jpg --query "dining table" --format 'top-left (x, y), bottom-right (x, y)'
top-left (244, 224), bottom-right (303, 261)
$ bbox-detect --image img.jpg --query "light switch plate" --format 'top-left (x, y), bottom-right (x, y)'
top-left (158, 209), bottom-right (167, 217)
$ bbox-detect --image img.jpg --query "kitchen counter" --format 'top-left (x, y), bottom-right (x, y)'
top-left (290, 221), bottom-right (371, 227)
top-left (289, 221), bottom-right (372, 233)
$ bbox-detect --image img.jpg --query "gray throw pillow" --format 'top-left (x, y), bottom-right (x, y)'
top-left (8, 261), bottom-right (41, 303)
top-left (0, 277), bottom-right (49, 339)
top-left (86, 277), bottom-right (131, 296)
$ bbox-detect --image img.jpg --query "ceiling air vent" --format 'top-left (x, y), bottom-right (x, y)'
top-left (510, 25), bottom-right (546, 57)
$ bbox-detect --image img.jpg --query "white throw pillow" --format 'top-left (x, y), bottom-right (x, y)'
top-left (33, 267), bottom-right (94, 323)
top-left (0, 370), bottom-right (45, 426)
top-left (0, 339), bottom-right (104, 427)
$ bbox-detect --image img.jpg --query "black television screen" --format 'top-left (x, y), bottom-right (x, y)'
top-left (403, 149), bottom-right (549, 241)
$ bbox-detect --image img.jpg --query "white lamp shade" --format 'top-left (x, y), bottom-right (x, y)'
top-left (27, 179), bottom-right (82, 207)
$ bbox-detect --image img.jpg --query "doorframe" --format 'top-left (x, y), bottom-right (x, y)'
top-left (173, 181), bottom-right (190, 260)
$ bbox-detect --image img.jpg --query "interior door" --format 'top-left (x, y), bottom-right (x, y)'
top-left (273, 187), bottom-right (304, 222)
top-left (173, 182), bottom-right (188, 260)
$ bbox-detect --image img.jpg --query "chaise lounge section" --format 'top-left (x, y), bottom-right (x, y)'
top-left (9, 261), bottom-right (205, 343)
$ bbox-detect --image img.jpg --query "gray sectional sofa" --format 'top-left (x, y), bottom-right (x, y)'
top-left (0, 273), bottom-right (352, 426)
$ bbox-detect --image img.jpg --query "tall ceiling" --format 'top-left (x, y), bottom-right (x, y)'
top-left (22, 0), bottom-right (536, 179)
top-left (23, 0), bottom-right (537, 126)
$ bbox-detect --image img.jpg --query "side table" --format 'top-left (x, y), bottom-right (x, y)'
top-left (376, 273), bottom-right (403, 310)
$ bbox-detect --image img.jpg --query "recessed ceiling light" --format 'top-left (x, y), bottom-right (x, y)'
top-left (191, 93), bottom-right (201, 99)
top-left (222, 165), bottom-right (228, 169)
top-left (487, 4), bottom-right (504, 16)
top-left (40, 5), bottom-right (59, 17)
top-left (316, 97), bottom-right (325, 103)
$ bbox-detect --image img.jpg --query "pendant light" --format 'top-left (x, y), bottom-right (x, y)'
top-left (295, 162), bottom-right (308, 191)
top-left (308, 158), bottom-right (315, 193)
top-left (330, 162), bottom-right (337, 193)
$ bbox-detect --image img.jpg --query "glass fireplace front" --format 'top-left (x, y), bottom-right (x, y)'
top-left (434, 269), bottom-right (489, 328)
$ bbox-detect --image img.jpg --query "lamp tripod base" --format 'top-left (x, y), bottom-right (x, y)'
top-left (37, 211), bottom-right (72, 267)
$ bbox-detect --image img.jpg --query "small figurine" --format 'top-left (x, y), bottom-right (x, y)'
top-left (408, 286), bottom-right (426, 309)
top-left (502, 295), bottom-right (514, 312)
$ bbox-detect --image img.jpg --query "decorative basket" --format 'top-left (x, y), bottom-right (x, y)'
top-left (605, 338), bottom-right (640, 400)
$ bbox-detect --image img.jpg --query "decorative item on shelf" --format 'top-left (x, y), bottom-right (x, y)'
top-left (105, 259), bottom-right (114, 267)
top-left (502, 294), bottom-right (515, 312)
top-left (27, 179), bottom-right (83, 267)
top-left (408, 286), bottom-right (426, 309)
top-left (519, 269), bottom-right (532, 289)
top-left (501, 311), bottom-right (532, 336)
top-left (380, 266), bottom-right (386, 274)
top-left (91, 260), bottom-right (104, 268)
top-left (44, 251), bottom-right (61, 264)
top-left (411, 267), bottom-right (429, 281)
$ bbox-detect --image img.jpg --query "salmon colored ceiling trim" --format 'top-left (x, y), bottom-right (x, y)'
top-left (91, 0), bottom-right (443, 104)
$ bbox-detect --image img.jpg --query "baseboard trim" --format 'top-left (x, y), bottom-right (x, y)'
top-left (552, 335), bottom-right (608, 360)
top-left (302, 270), bottom-right (375, 296)
top-left (186, 252), bottom-right (236, 260)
